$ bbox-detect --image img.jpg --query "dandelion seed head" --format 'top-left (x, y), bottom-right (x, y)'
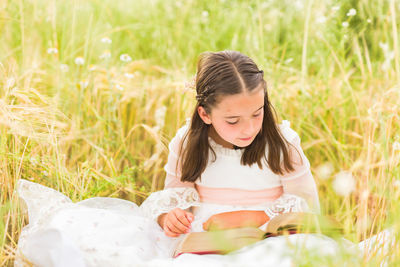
top-left (202, 11), bottom-right (209, 18)
top-left (333, 171), bottom-right (356, 197)
top-left (120, 54), bottom-right (132, 62)
top-left (346, 8), bottom-right (357, 17)
top-left (79, 80), bottom-right (89, 89)
top-left (60, 64), bottom-right (69, 72)
top-left (47, 47), bottom-right (58, 54)
top-left (74, 57), bottom-right (85, 65)
top-left (367, 18), bottom-right (372, 23)
top-left (294, 0), bottom-right (304, 10)
top-left (99, 51), bottom-right (111, 60)
top-left (315, 162), bottom-right (334, 180)
top-left (316, 16), bottom-right (327, 24)
top-left (101, 37), bottom-right (112, 44)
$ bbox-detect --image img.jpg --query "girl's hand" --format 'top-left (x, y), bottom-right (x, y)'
top-left (203, 210), bottom-right (269, 231)
top-left (158, 208), bottom-right (194, 237)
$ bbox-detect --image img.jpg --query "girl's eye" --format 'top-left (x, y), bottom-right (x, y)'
top-left (253, 112), bottom-right (262, 117)
top-left (226, 121), bottom-right (238, 125)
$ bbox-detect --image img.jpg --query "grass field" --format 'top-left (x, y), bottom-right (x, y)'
top-left (1, 0), bottom-right (399, 266)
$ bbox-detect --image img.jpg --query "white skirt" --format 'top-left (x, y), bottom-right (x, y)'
top-left (15, 180), bottom-right (392, 267)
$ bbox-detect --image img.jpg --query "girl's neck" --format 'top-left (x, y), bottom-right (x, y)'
top-left (208, 126), bottom-right (235, 149)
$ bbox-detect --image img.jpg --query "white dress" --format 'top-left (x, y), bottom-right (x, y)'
top-left (14, 121), bottom-right (392, 267)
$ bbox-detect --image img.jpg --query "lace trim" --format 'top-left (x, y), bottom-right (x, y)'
top-left (264, 193), bottom-right (311, 220)
top-left (205, 120), bottom-right (293, 157)
top-left (17, 179), bottom-right (72, 225)
top-left (139, 187), bottom-right (200, 221)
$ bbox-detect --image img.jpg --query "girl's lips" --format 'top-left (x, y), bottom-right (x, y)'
top-left (239, 136), bottom-right (252, 141)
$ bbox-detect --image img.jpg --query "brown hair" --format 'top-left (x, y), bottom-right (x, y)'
top-left (179, 51), bottom-right (295, 183)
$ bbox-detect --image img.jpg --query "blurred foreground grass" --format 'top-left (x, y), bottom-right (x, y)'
top-left (1, 0), bottom-right (399, 265)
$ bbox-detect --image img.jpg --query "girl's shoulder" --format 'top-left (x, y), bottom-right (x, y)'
top-left (278, 120), bottom-right (300, 144)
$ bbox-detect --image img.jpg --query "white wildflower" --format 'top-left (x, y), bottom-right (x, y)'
top-left (124, 73), bottom-right (135, 79)
top-left (342, 21), bottom-right (349, 27)
top-left (331, 6), bottom-right (340, 12)
top-left (346, 8), bottom-right (357, 17)
top-left (99, 51), bottom-right (111, 60)
top-left (394, 180), bottom-right (400, 188)
top-left (294, 0), bottom-right (304, 10)
top-left (79, 80), bottom-right (89, 89)
top-left (120, 54), bottom-right (132, 62)
top-left (202, 11), bottom-right (209, 18)
top-left (367, 18), bottom-right (372, 23)
top-left (47, 47), bottom-right (58, 54)
top-left (333, 171), bottom-right (356, 197)
top-left (116, 84), bottom-right (124, 91)
top-left (89, 65), bottom-right (97, 71)
top-left (316, 16), bottom-right (327, 24)
top-left (42, 170), bottom-right (48, 176)
top-left (101, 37), bottom-right (112, 44)
top-left (74, 57), bottom-right (85, 65)
top-left (315, 162), bottom-right (334, 180)
top-left (60, 64), bottom-right (69, 72)
top-left (393, 141), bottom-right (400, 151)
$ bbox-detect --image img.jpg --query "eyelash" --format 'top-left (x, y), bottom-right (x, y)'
top-left (226, 112), bottom-right (262, 125)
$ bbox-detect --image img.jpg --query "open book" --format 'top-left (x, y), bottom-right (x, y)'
top-left (173, 212), bottom-right (342, 257)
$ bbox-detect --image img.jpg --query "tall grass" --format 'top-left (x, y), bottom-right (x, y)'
top-left (1, 0), bottom-right (399, 265)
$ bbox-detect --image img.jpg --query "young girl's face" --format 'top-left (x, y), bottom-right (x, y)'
top-left (198, 86), bottom-right (265, 148)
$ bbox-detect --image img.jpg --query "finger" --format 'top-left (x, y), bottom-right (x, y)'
top-left (185, 212), bottom-right (194, 223)
top-left (166, 219), bottom-right (188, 234)
top-left (203, 220), bottom-right (209, 231)
top-left (169, 215), bottom-right (190, 233)
top-left (164, 225), bottom-right (179, 237)
top-left (174, 209), bottom-right (192, 227)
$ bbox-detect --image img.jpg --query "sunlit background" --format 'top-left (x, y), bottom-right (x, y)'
top-left (1, 0), bottom-right (399, 265)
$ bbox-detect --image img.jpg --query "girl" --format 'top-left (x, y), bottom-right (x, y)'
top-left (16, 51), bottom-right (387, 267)
top-left (142, 50), bottom-right (320, 238)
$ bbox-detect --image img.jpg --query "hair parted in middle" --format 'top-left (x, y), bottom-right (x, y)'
top-left (178, 50), bottom-right (296, 183)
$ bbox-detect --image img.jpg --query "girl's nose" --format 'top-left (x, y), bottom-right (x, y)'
top-left (242, 119), bottom-right (255, 136)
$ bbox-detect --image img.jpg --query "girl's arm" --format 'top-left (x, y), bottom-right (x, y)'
top-left (202, 210), bottom-right (270, 231)
top-left (280, 134), bottom-right (320, 212)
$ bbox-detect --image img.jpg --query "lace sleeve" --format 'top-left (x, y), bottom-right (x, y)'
top-left (264, 193), bottom-right (311, 220)
top-left (139, 187), bottom-right (200, 220)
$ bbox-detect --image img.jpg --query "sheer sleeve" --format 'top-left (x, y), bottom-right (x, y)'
top-left (140, 122), bottom-right (200, 220)
top-left (278, 121), bottom-right (320, 213)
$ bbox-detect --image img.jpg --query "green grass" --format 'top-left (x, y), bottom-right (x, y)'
top-left (1, 0), bottom-right (399, 265)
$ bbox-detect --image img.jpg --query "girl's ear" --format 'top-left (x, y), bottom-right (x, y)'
top-left (197, 106), bottom-right (212, 125)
